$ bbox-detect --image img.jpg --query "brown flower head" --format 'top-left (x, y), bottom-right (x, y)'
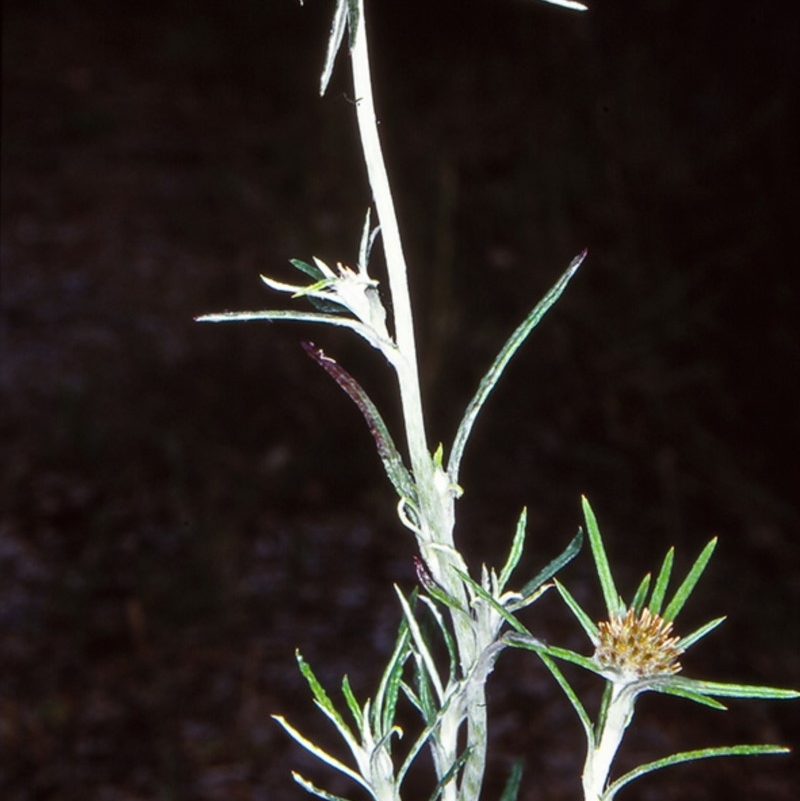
top-left (594, 607), bottom-right (684, 680)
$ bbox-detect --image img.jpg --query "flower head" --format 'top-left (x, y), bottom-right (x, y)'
top-left (594, 606), bottom-right (683, 681)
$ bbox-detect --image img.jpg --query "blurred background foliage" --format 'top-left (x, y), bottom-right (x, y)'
top-left (1, 0), bottom-right (798, 798)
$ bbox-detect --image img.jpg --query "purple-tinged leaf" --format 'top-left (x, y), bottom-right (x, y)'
top-left (301, 341), bottom-right (415, 501)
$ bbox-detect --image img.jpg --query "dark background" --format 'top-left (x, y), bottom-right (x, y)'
top-left (2, 0), bottom-right (798, 799)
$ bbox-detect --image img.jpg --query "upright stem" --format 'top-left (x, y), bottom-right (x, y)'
top-left (347, 6), bottom-right (489, 800)
top-left (349, 3), bottom-right (430, 487)
top-left (582, 684), bottom-right (636, 801)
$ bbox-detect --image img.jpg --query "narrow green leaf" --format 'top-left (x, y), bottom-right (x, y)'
top-left (290, 258), bottom-right (326, 281)
top-left (649, 547), bottom-right (674, 616)
top-left (606, 745), bottom-right (791, 799)
top-left (630, 573), bottom-right (651, 614)
top-left (672, 677), bottom-right (800, 701)
top-left (554, 578), bottom-right (599, 640)
top-left (498, 759), bottom-right (524, 801)
top-left (582, 496), bottom-right (624, 616)
top-left (302, 342), bottom-right (416, 501)
top-left (678, 616), bottom-right (726, 652)
top-left (542, 644), bottom-right (606, 676)
top-left (295, 651), bottom-right (351, 737)
top-left (535, 650), bottom-right (594, 742)
top-left (595, 682), bottom-right (613, 741)
top-left (395, 586), bottom-right (444, 703)
top-left (424, 581), bottom-right (467, 614)
top-left (650, 684), bottom-right (728, 710)
top-left (415, 656), bottom-right (438, 725)
top-left (663, 538), bottom-right (717, 621)
top-left (378, 648), bottom-right (407, 738)
top-left (340, 675), bottom-right (363, 731)
top-left (518, 528), bottom-right (583, 599)
top-left (447, 250), bottom-right (586, 482)
top-left (498, 508), bottom-right (528, 593)
top-left (400, 681), bottom-right (423, 716)
top-left (504, 633), bottom-right (603, 681)
top-left (419, 596), bottom-right (459, 686)
top-left (291, 771), bottom-right (354, 801)
top-left (374, 623), bottom-right (411, 737)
